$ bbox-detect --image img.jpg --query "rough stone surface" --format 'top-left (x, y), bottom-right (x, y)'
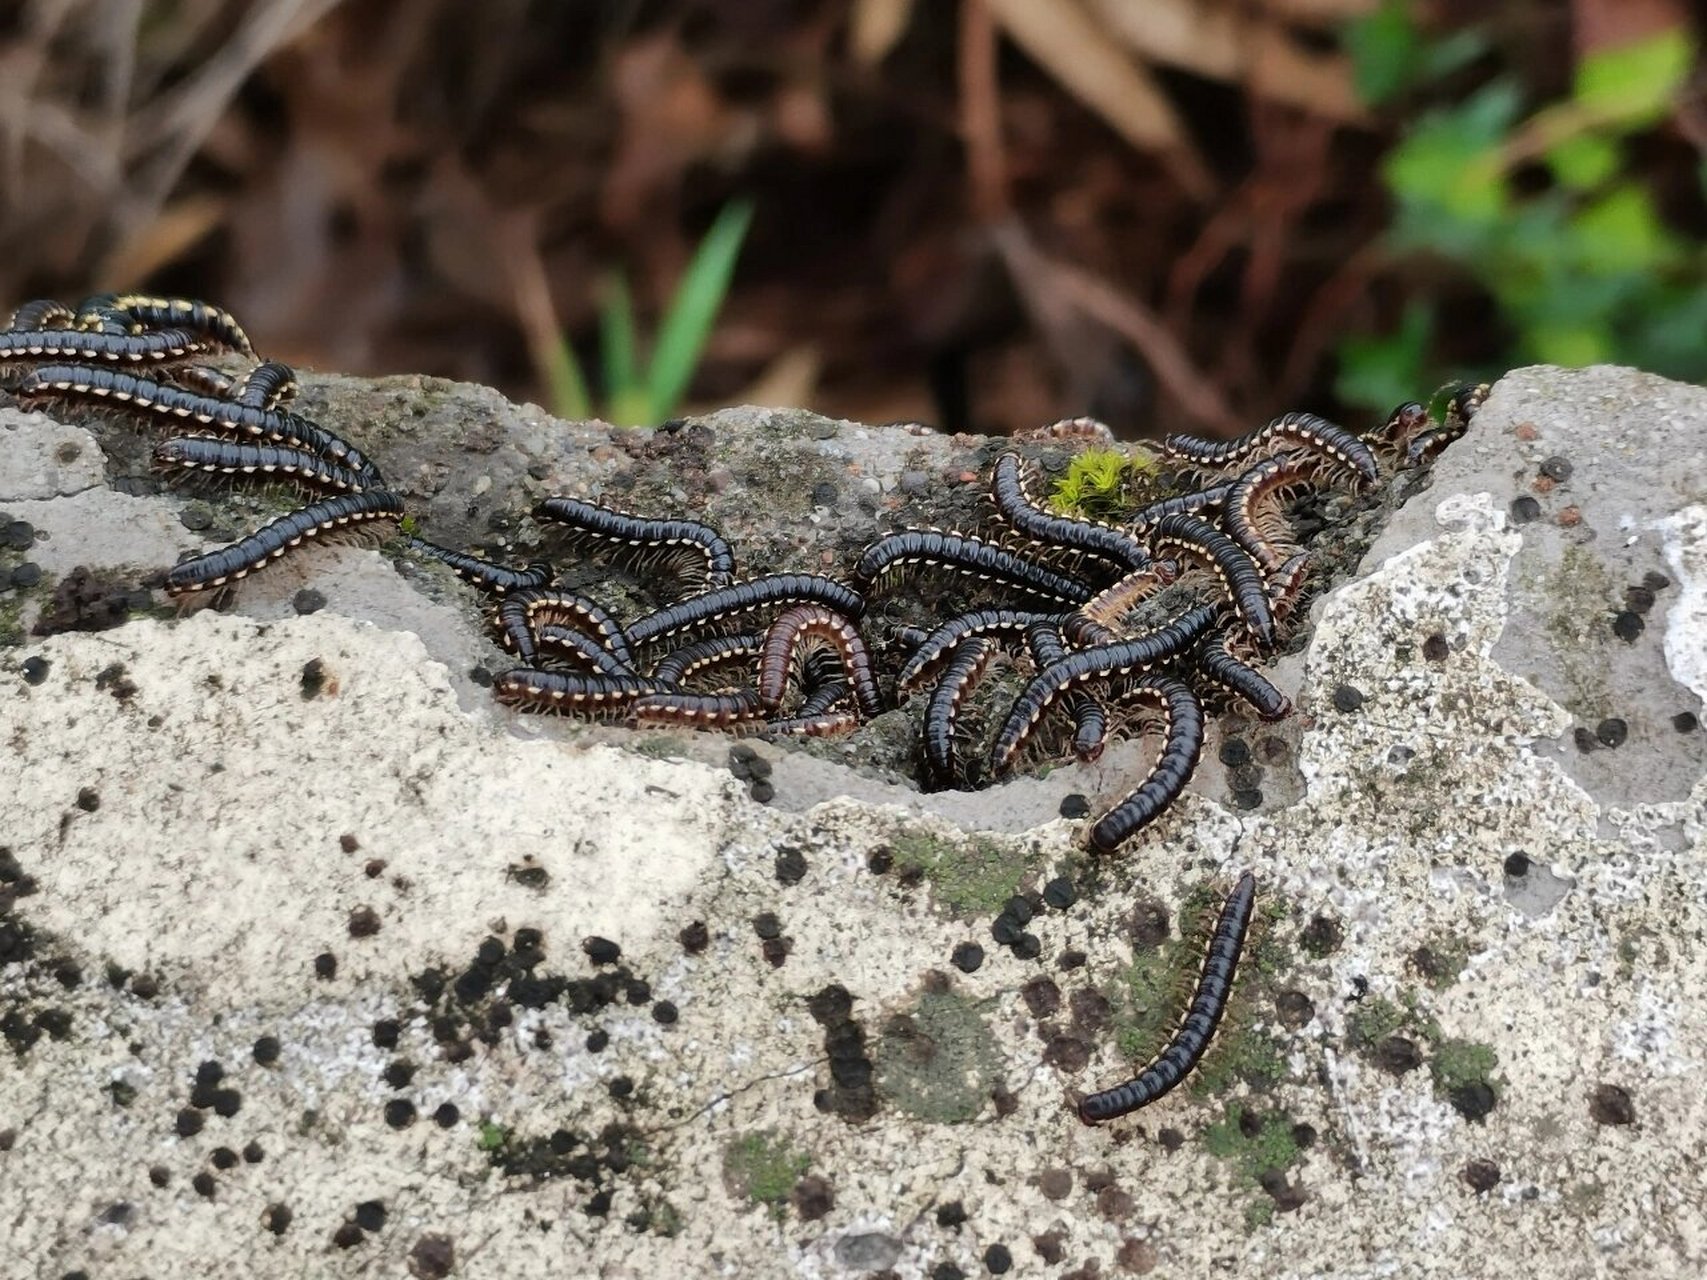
top-left (1, 365), bottom-right (1704, 1278)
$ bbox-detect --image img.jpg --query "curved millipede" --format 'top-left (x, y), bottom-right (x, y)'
top-left (494, 669), bottom-right (661, 716)
top-left (74, 293), bottom-right (256, 358)
top-left (921, 638), bottom-right (995, 789)
top-left (1023, 621), bottom-right (1109, 763)
top-left (494, 587), bottom-right (636, 670)
top-left (164, 490), bottom-right (403, 596)
top-left (625, 573), bottom-right (866, 649)
top-left (897, 608), bottom-right (1064, 694)
top-left (535, 496), bottom-right (737, 589)
top-left (1086, 676), bottom-right (1206, 854)
top-left (17, 364), bottom-right (381, 483)
top-left (988, 452), bottom-right (1152, 572)
top-left (757, 604), bottom-right (883, 719)
top-left (651, 632), bottom-right (764, 688)
top-left (850, 529), bottom-right (1093, 604)
top-left (6, 298), bottom-right (76, 330)
top-left (154, 436), bottom-right (371, 494)
top-left (1147, 513), bottom-right (1275, 650)
top-left (1193, 631), bottom-right (1291, 721)
top-left (1162, 411), bottom-right (1378, 491)
top-left (403, 537), bottom-right (553, 598)
top-left (1077, 870), bottom-right (1256, 1122)
top-left (629, 688), bottom-right (765, 729)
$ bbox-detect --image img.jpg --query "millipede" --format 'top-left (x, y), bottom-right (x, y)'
top-left (896, 608), bottom-right (1064, 694)
top-left (756, 605), bottom-right (882, 720)
top-left (850, 529), bottom-right (1094, 604)
top-left (74, 293), bottom-right (256, 358)
top-left (0, 328), bottom-right (206, 368)
top-left (535, 496), bottom-right (737, 588)
top-left (625, 574), bottom-right (866, 649)
top-left (163, 490), bottom-right (403, 596)
top-left (493, 587), bottom-right (636, 670)
top-left (988, 452), bottom-right (1152, 573)
top-left (1078, 870), bottom-right (1255, 1121)
top-left (1146, 513), bottom-right (1275, 650)
top-left (153, 436), bottom-right (371, 494)
top-left (403, 537), bottom-right (553, 598)
top-left (493, 669), bottom-right (661, 717)
top-left (921, 638), bottom-right (995, 788)
top-left (1162, 411), bottom-right (1378, 491)
top-left (5, 298), bottom-right (75, 330)
top-left (1023, 621), bottom-right (1109, 763)
top-left (628, 688), bottom-right (765, 729)
top-left (650, 632), bottom-right (764, 688)
top-left (1085, 676), bottom-right (1206, 854)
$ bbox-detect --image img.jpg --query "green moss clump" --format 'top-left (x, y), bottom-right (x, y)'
top-left (1430, 1038), bottom-right (1498, 1095)
top-left (890, 829), bottom-right (1036, 917)
top-left (1203, 1103), bottom-right (1301, 1184)
top-left (722, 1131), bottom-right (810, 1213)
top-left (1192, 1024), bottom-right (1287, 1096)
top-left (477, 1122), bottom-right (508, 1151)
top-left (873, 989), bottom-right (1000, 1124)
top-left (1047, 447), bottom-right (1155, 520)
top-left (1346, 996), bottom-right (1409, 1051)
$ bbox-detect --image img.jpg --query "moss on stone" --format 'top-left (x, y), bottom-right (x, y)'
top-left (1203, 1103), bottom-right (1301, 1185)
top-left (889, 828), bottom-right (1037, 917)
top-left (873, 989), bottom-right (999, 1124)
top-left (722, 1131), bottom-right (809, 1213)
top-left (1430, 1038), bottom-right (1498, 1095)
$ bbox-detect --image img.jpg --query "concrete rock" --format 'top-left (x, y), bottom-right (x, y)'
top-left (1, 365), bottom-right (1703, 1278)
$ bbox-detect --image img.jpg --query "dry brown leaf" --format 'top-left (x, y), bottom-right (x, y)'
top-left (1086, 0), bottom-right (1367, 124)
top-left (985, 0), bottom-right (1212, 197)
top-left (850, 0), bottom-right (917, 66)
top-left (97, 193), bottom-right (228, 286)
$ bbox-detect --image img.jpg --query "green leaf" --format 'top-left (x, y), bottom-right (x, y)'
top-left (1545, 133), bottom-right (1620, 190)
top-left (1573, 29), bottom-right (1694, 128)
top-left (1383, 83), bottom-right (1520, 223)
top-left (1418, 28), bottom-right (1490, 81)
top-left (1525, 323), bottom-right (1611, 368)
top-left (1334, 302), bottom-right (1434, 412)
top-left (599, 270), bottom-right (640, 419)
top-left (1343, 0), bottom-right (1418, 106)
top-left (1568, 184), bottom-right (1675, 274)
top-left (644, 198), bottom-right (754, 424)
top-left (547, 333), bottom-right (591, 421)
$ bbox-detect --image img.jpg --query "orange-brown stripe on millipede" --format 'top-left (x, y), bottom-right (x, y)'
top-left (757, 605), bottom-right (882, 719)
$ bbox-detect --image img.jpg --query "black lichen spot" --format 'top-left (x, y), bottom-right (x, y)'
top-left (1590, 1083), bottom-right (1635, 1126)
top-left (354, 1200), bottom-right (387, 1232)
top-left (1422, 633), bottom-right (1451, 662)
top-left (211, 1089), bottom-right (242, 1118)
top-left (1674, 711), bottom-right (1699, 733)
top-left (1595, 717), bottom-right (1628, 748)
top-left (300, 659), bottom-right (328, 700)
top-left (348, 906), bottom-right (381, 938)
top-left (292, 588), bottom-right (326, 615)
top-left (1509, 495), bottom-right (1541, 523)
top-left (192, 1171), bottom-right (216, 1198)
top-left (1128, 899), bottom-right (1170, 949)
top-left (679, 920), bottom-right (709, 953)
top-left (1331, 684), bottom-right (1364, 713)
top-left (148, 1165), bottom-right (170, 1187)
top-left (434, 1102), bottom-right (460, 1128)
top-left (507, 861), bottom-right (550, 889)
top-left (1021, 977), bottom-right (1062, 1019)
top-left (585, 1029), bottom-right (609, 1052)
top-left (582, 936), bottom-right (622, 965)
top-left (1275, 990), bottom-right (1314, 1029)
top-left (371, 1019), bottom-right (401, 1049)
top-left (94, 662), bottom-right (137, 701)
top-left (1058, 794), bottom-right (1091, 819)
top-left (383, 1061), bottom-right (415, 1089)
top-left (20, 656), bottom-right (50, 685)
top-left (314, 952), bottom-right (337, 980)
top-left (75, 787), bottom-right (100, 812)
top-left (809, 983), bottom-right (877, 1123)
top-left (211, 1147), bottom-right (238, 1170)
top-left (1299, 913), bottom-right (1344, 958)
top-left (1217, 737), bottom-right (1250, 767)
top-left (652, 1000), bottom-right (678, 1025)
top-left (1538, 456), bottom-right (1572, 482)
top-left (339, 833), bottom-right (360, 854)
top-left (752, 913), bottom-right (782, 941)
top-left (32, 567), bottom-right (137, 636)
top-left (791, 1174), bottom-right (835, 1221)
top-left (263, 1203), bottom-right (293, 1235)
top-left (1375, 1036), bottom-right (1423, 1075)
top-left (1503, 852), bottom-right (1530, 878)
top-left (935, 1200), bottom-right (967, 1229)
top-left (1042, 877), bottom-right (1077, 909)
top-left (774, 846), bottom-right (807, 885)
top-left (332, 1222), bottom-right (364, 1248)
top-left (243, 1140), bottom-right (264, 1163)
top-left (607, 1075), bottom-right (634, 1100)
top-left (1572, 726), bottom-right (1597, 753)
top-left (749, 779), bottom-right (775, 804)
top-left (408, 1234), bottom-right (455, 1278)
top-left (1462, 1159), bottom-right (1501, 1192)
top-left (866, 847), bottom-right (893, 875)
top-left (1612, 611), bottom-right (1644, 642)
top-left (1231, 787), bottom-right (1263, 810)
top-left (383, 1099), bottom-right (417, 1129)
top-left (951, 942), bottom-right (984, 974)
top-left (1010, 933), bottom-right (1041, 961)
top-left (1448, 1081), bottom-right (1497, 1122)
top-left (175, 1108), bottom-right (203, 1138)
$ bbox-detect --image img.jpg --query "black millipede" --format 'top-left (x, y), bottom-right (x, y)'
top-left (1023, 621), bottom-right (1109, 763)
top-left (1223, 455), bottom-right (1314, 574)
top-left (922, 638), bottom-right (995, 789)
top-left (1405, 383), bottom-right (1489, 468)
top-left (402, 537), bottom-right (552, 597)
top-left (650, 632), bottom-right (764, 687)
top-left (988, 605), bottom-right (1218, 773)
top-left (849, 529), bottom-right (1093, 604)
top-left (1193, 632), bottom-right (1291, 721)
top-left (534, 496), bottom-right (736, 587)
top-left (154, 436), bottom-right (370, 494)
top-left (17, 364), bottom-right (380, 482)
top-left (163, 490), bottom-right (403, 596)
top-left (0, 328), bottom-right (206, 366)
top-left (1085, 676), bottom-right (1206, 854)
top-left (627, 687), bottom-right (765, 729)
top-left (1162, 411), bottom-right (1378, 491)
top-left (73, 304), bottom-right (144, 335)
top-left (1368, 400), bottom-right (1429, 450)
top-left (1147, 513), bottom-right (1275, 651)
top-left (76, 293), bottom-right (256, 358)
top-left (896, 608), bottom-right (1064, 694)
top-left (494, 587), bottom-right (636, 670)
top-left (1068, 562), bottom-right (1180, 645)
top-left (236, 361), bottom-right (299, 410)
top-left (494, 669), bottom-right (660, 717)
top-left (536, 626), bottom-right (640, 678)
top-left (625, 573), bottom-right (866, 649)
top-left (757, 605), bottom-right (882, 719)
top-left (5, 299), bottom-right (75, 330)
top-left (170, 365), bottom-right (241, 400)
top-left (1078, 871), bottom-right (1255, 1121)
top-left (988, 453), bottom-right (1152, 572)
top-left (1266, 552), bottom-right (1312, 628)
top-left (1127, 482), bottom-right (1234, 531)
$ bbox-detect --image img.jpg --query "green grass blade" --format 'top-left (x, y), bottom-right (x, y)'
top-left (547, 332), bottom-right (591, 421)
top-left (599, 270), bottom-right (642, 423)
top-left (645, 198), bottom-right (754, 423)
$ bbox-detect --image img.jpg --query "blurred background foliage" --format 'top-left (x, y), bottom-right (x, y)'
top-left (0, 0), bottom-right (1699, 438)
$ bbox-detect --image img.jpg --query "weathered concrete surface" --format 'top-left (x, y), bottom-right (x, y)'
top-left (1, 365), bottom-right (1704, 1279)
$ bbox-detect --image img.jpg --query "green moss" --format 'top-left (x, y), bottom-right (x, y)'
top-left (1244, 1199), bottom-right (1276, 1230)
top-left (1047, 447), bottom-right (1158, 520)
top-left (722, 1131), bottom-right (809, 1213)
top-left (1346, 996), bottom-right (1407, 1051)
top-left (630, 733), bottom-right (691, 759)
top-left (1430, 1038), bottom-right (1498, 1095)
top-left (873, 989), bottom-right (1000, 1124)
top-left (1203, 1103), bottom-right (1301, 1184)
top-left (1112, 940), bottom-right (1190, 1060)
top-left (0, 591), bottom-right (27, 647)
top-left (650, 1199), bottom-right (685, 1237)
top-left (477, 1122), bottom-right (509, 1151)
top-left (1191, 1024), bottom-right (1287, 1096)
top-left (1540, 543), bottom-right (1618, 720)
top-left (890, 828), bottom-right (1037, 917)
top-left (1413, 937), bottom-right (1470, 989)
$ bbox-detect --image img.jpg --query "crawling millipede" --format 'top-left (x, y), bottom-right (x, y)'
top-left (1086, 676), bottom-right (1206, 853)
top-left (0, 328), bottom-right (206, 368)
top-left (921, 638), bottom-right (995, 788)
top-left (1162, 411), bottom-right (1378, 491)
top-left (988, 452), bottom-right (1152, 573)
top-left (628, 688), bottom-right (765, 729)
top-left (6, 298), bottom-right (76, 330)
top-left (403, 537), bottom-right (553, 597)
top-left (494, 669), bottom-right (660, 716)
top-left (535, 496), bottom-right (737, 589)
top-left (1147, 513), bottom-right (1275, 650)
top-left (651, 633), bottom-right (764, 688)
top-left (74, 293), bottom-right (256, 358)
top-left (164, 490), bottom-right (403, 596)
top-left (494, 587), bottom-right (636, 670)
top-left (625, 574), bottom-right (865, 649)
top-left (896, 608), bottom-right (1064, 695)
top-left (756, 605), bottom-right (882, 719)
top-left (850, 529), bottom-right (1093, 604)
top-left (154, 436), bottom-right (371, 494)
top-left (1078, 870), bottom-right (1255, 1121)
